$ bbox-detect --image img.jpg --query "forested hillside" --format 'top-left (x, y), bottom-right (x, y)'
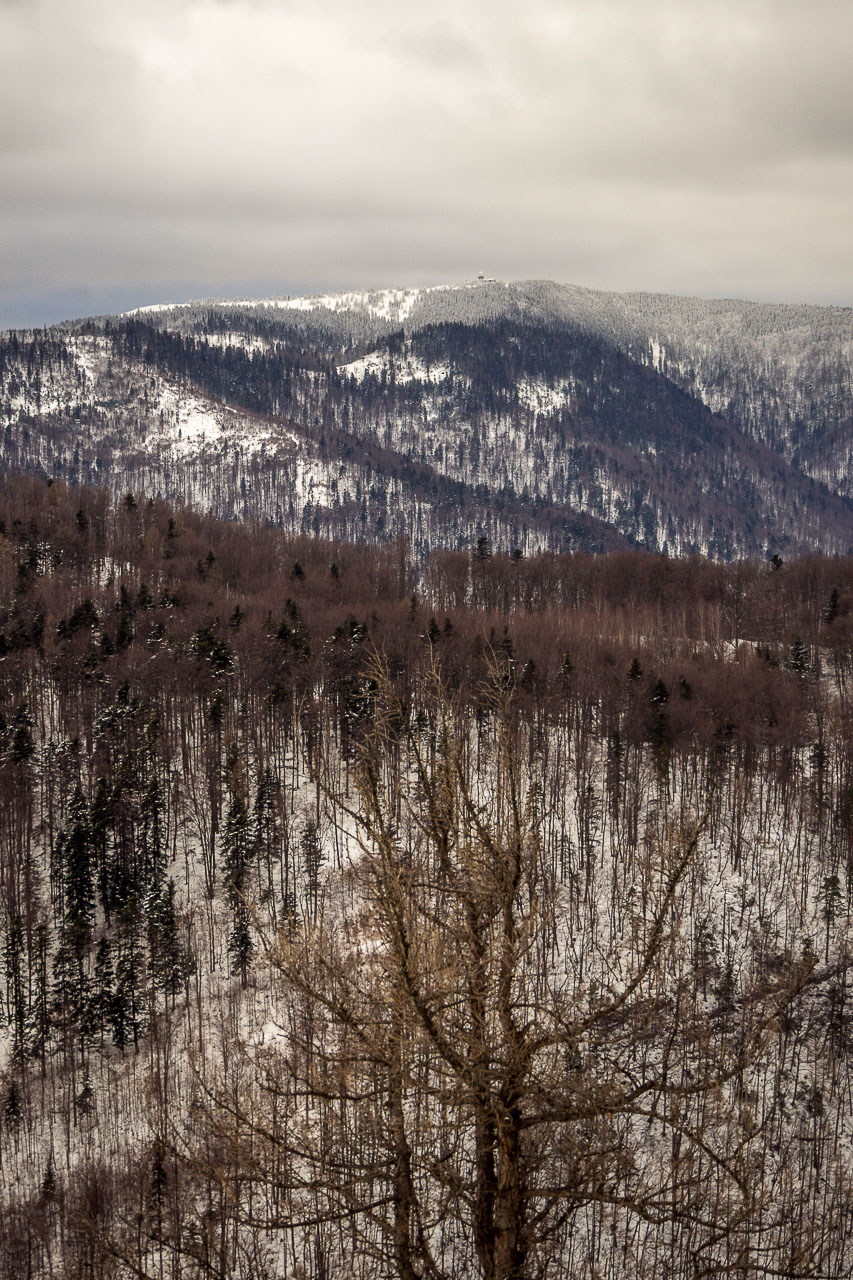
top-left (2, 279), bottom-right (852, 559)
top-left (2, 475), bottom-right (853, 1278)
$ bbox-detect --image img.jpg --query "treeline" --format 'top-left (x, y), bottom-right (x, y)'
top-left (0, 474), bottom-right (851, 760)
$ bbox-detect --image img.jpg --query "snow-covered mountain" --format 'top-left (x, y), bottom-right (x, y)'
top-left (2, 279), bottom-right (852, 558)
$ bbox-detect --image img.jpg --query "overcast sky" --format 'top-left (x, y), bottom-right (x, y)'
top-left (1, 0), bottom-right (851, 327)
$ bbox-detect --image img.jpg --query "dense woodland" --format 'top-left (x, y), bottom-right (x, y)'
top-left (1, 475), bottom-right (853, 1277)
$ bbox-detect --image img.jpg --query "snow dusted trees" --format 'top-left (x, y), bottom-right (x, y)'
top-left (181, 658), bottom-right (846, 1280)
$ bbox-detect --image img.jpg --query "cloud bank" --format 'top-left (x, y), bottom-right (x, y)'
top-left (2, 0), bottom-right (851, 325)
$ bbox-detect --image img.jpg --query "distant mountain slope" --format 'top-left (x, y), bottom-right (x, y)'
top-left (1, 279), bottom-right (851, 558)
top-left (119, 278), bottom-right (853, 503)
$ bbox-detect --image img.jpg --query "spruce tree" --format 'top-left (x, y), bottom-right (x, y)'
top-left (252, 767), bottom-right (279, 908)
top-left (40, 1154), bottom-right (57, 1198)
top-left (3, 1077), bottom-right (22, 1126)
top-left (113, 898), bottom-right (146, 1051)
top-left (90, 775), bottom-right (114, 923)
top-left (139, 774), bottom-right (165, 889)
top-left (223, 792), bottom-right (254, 983)
top-left (222, 792), bottom-right (252, 898)
top-left (91, 935), bottom-right (115, 1045)
top-left (302, 818), bottom-right (323, 916)
top-left (8, 703), bottom-right (34, 763)
top-left (52, 936), bottom-right (90, 1054)
top-left (3, 915), bottom-right (26, 1061)
top-left (60, 786), bottom-right (95, 950)
top-left (788, 636), bottom-right (811, 675)
top-left (147, 876), bottom-right (185, 1002)
top-left (27, 921), bottom-right (50, 1064)
top-left (229, 901), bottom-right (253, 987)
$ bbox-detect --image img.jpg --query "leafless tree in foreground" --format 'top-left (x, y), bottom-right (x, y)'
top-left (141, 658), bottom-right (851, 1280)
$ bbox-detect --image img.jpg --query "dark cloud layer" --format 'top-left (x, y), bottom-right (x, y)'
top-left (2, 0), bottom-right (851, 327)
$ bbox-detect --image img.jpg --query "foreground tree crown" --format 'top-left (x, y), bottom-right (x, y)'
top-left (181, 659), bottom-right (844, 1280)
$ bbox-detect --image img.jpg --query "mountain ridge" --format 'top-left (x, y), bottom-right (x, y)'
top-left (2, 278), bottom-right (851, 559)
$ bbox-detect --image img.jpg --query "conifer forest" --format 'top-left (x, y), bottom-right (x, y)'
top-left (1, 473), bottom-right (853, 1278)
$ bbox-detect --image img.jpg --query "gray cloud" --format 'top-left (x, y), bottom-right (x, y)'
top-left (1, 0), bottom-right (852, 327)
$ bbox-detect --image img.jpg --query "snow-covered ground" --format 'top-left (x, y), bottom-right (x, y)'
top-left (338, 351), bottom-right (456, 385)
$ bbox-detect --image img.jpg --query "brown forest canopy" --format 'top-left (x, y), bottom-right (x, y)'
top-left (0, 472), bottom-right (851, 760)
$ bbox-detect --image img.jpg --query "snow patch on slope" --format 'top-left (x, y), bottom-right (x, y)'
top-left (149, 387), bottom-right (229, 454)
top-left (198, 332), bottom-right (276, 355)
top-left (279, 288), bottom-right (431, 323)
top-left (516, 377), bottom-right (574, 414)
top-left (338, 351), bottom-right (455, 385)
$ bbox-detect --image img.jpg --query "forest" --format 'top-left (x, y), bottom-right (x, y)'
top-left (1, 473), bottom-right (853, 1278)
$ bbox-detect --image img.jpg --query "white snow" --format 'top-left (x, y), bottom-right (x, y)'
top-left (148, 387), bottom-right (228, 453)
top-left (516, 377), bottom-right (573, 413)
top-left (198, 332), bottom-right (275, 354)
top-left (649, 337), bottom-right (666, 371)
top-left (125, 302), bottom-right (179, 315)
top-left (124, 285), bottom-right (458, 324)
top-left (267, 287), bottom-right (439, 323)
top-left (338, 351), bottom-right (455, 385)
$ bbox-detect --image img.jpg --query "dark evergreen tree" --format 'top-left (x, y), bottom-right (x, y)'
top-left (91, 935), bottom-right (115, 1045)
top-left (221, 791), bottom-right (254, 984)
top-left (40, 1153), bottom-right (57, 1198)
top-left (252, 767), bottom-right (281, 909)
top-left (222, 792), bottom-right (252, 900)
top-left (302, 818), bottom-right (323, 915)
top-left (139, 775), bottom-right (165, 890)
top-left (90, 775), bottom-right (114, 923)
top-left (27, 921), bottom-right (50, 1063)
top-left (52, 935), bottom-right (89, 1051)
top-left (788, 635), bottom-right (812, 675)
top-left (59, 786), bottom-right (95, 949)
top-left (115, 583), bottom-right (135, 651)
top-left (3, 915), bottom-right (26, 1061)
top-left (146, 876), bottom-right (185, 1002)
top-left (112, 898), bottom-right (146, 1052)
top-left (228, 901), bottom-right (253, 987)
top-left (3, 1076), bottom-right (22, 1126)
top-left (824, 586), bottom-right (841, 624)
top-left (8, 703), bottom-right (34, 763)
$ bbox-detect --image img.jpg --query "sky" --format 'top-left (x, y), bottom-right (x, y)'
top-left (1, 0), bottom-right (852, 328)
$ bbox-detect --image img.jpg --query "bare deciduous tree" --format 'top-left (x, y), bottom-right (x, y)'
top-left (181, 658), bottom-right (840, 1280)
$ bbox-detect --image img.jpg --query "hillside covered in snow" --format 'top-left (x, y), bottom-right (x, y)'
top-left (1, 279), bottom-right (852, 559)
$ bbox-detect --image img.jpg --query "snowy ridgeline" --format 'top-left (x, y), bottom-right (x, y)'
top-left (1, 683), bottom-right (853, 1278)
